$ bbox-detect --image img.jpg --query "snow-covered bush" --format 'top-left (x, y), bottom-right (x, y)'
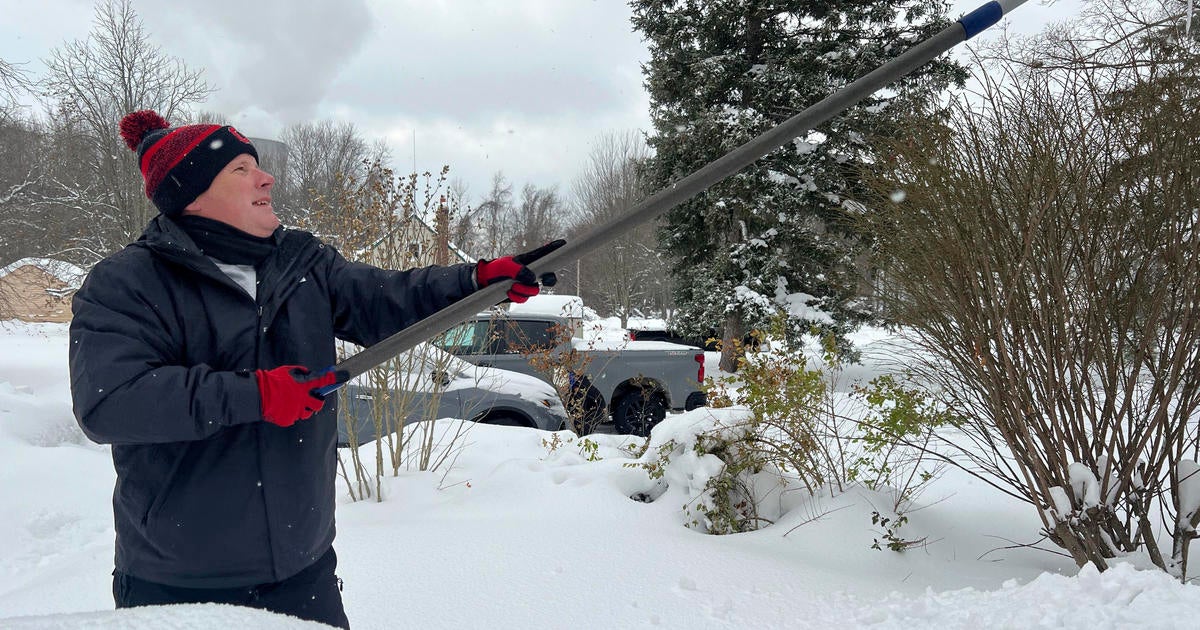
top-left (630, 338), bottom-right (948, 542)
top-left (626, 408), bottom-right (776, 534)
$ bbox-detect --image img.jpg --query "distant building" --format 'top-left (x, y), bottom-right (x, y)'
top-left (358, 211), bottom-right (472, 269)
top-left (249, 137), bottom-right (289, 181)
top-left (0, 258), bottom-right (87, 323)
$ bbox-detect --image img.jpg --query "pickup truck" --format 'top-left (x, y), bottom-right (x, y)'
top-left (431, 296), bottom-right (707, 437)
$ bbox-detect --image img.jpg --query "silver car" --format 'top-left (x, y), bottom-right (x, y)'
top-left (336, 343), bottom-right (568, 446)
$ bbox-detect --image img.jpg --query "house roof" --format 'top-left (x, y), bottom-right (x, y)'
top-left (365, 211), bottom-right (473, 263)
top-left (0, 258), bottom-right (88, 289)
top-left (411, 211), bottom-right (473, 262)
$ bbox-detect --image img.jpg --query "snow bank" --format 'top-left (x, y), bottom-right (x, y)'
top-left (2, 603), bottom-right (329, 629)
top-left (851, 563), bottom-right (1200, 629)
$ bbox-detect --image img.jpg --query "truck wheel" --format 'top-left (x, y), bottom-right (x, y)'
top-left (613, 391), bottom-right (667, 437)
top-left (573, 386), bottom-right (606, 435)
top-left (568, 375), bottom-right (606, 436)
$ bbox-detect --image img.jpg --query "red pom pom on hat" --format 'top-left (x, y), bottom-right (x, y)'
top-left (119, 110), bottom-right (170, 152)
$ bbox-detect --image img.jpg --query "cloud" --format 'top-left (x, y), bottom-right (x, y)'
top-left (372, 107), bottom-right (647, 197)
top-left (127, 0), bottom-right (653, 198)
top-left (330, 1), bottom-right (646, 124)
top-left (137, 0), bottom-right (373, 125)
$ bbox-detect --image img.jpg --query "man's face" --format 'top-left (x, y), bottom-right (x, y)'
top-left (183, 154), bottom-right (279, 237)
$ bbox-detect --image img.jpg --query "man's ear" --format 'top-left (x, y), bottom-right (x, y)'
top-left (181, 197), bottom-right (205, 216)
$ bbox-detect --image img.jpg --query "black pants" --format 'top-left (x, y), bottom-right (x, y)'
top-left (113, 548), bottom-right (350, 629)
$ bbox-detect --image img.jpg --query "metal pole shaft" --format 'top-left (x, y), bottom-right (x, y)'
top-left (329, 1), bottom-right (1026, 385)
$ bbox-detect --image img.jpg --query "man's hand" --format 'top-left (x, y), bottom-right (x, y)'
top-left (475, 239), bottom-right (565, 303)
top-left (256, 366), bottom-right (347, 427)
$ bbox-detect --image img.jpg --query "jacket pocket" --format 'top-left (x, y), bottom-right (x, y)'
top-left (141, 444), bottom-right (191, 528)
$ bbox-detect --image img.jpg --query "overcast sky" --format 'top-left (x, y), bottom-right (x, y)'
top-left (0, 0), bottom-right (1076, 207)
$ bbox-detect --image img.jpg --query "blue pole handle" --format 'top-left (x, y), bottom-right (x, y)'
top-left (311, 366), bottom-right (348, 400)
top-left (959, 0), bottom-right (1028, 40)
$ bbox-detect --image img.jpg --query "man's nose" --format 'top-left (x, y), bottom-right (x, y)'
top-left (259, 170), bottom-right (275, 188)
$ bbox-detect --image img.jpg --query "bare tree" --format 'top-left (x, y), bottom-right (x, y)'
top-left (867, 0), bottom-right (1200, 577)
top-left (446, 177), bottom-right (475, 258)
top-left (569, 131), bottom-right (670, 325)
top-left (40, 0), bottom-right (212, 254)
top-left (514, 183), bottom-right (563, 251)
top-left (0, 59), bottom-right (33, 126)
top-left (180, 110), bottom-right (231, 126)
top-left (275, 120), bottom-right (384, 232)
top-left (0, 59), bottom-right (52, 269)
top-left (0, 58), bottom-right (39, 264)
top-left (466, 172), bottom-right (516, 260)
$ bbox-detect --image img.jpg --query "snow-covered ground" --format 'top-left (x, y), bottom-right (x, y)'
top-left (2, 320), bottom-right (1199, 628)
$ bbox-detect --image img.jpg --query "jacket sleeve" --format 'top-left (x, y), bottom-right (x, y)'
top-left (69, 259), bottom-right (263, 445)
top-left (325, 249), bottom-right (478, 348)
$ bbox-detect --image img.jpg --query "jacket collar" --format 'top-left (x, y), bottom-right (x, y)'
top-left (133, 215), bottom-right (322, 302)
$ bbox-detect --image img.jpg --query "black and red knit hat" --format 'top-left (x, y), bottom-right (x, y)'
top-left (119, 110), bottom-right (259, 217)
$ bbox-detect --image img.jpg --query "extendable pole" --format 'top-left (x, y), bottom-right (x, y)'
top-left (318, 0), bottom-right (1029, 396)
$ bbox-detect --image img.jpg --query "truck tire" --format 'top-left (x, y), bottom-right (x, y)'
top-left (613, 390), bottom-right (667, 437)
top-left (568, 374), bottom-right (607, 436)
top-left (574, 385), bottom-right (606, 435)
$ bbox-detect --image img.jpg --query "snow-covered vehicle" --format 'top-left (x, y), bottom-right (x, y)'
top-left (431, 295), bottom-right (707, 437)
top-left (336, 343), bottom-right (568, 446)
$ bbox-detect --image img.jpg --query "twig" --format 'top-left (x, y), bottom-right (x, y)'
top-left (977, 534), bottom-right (1073, 561)
top-left (784, 503), bottom-right (853, 536)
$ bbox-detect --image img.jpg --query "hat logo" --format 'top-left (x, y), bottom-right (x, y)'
top-left (228, 127), bottom-right (250, 144)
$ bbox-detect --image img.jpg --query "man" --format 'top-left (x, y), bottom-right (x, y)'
top-left (69, 110), bottom-right (560, 628)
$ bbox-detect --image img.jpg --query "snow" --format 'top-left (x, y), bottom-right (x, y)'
top-left (1068, 462), bottom-right (1101, 508)
top-left (504, 294), bottom-right (586, 319)
top-left (1048, 486), bottom-right (1073, 522)
top-left (2, 320), bottom-right (1200, 628)
top-left (778, 290), bottom-right (835, 325)
top-left (625, 316), bottom-right (669, 331)
top-left (1177, 460), bottom-right (1200, 529)
top-left (2, 605), bottom-right (332, 629)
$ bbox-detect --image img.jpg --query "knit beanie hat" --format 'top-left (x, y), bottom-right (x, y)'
top-left (119, 110), bottom-right (259, 217)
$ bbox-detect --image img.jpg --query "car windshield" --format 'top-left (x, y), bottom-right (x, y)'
top-left (433, 318), bottom-right (560, 354)
top-left (433, 320), bottom-right (494, 354)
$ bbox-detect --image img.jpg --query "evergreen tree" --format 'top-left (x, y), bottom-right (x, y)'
top-left (631, 0), bottom-right (965, 369)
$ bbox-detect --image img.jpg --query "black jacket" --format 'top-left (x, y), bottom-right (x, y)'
top-left (69, 216), bottom-right (476, 588)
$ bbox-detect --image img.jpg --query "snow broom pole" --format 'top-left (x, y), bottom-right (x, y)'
top-left (317, 0), bottom-right (1028, 396)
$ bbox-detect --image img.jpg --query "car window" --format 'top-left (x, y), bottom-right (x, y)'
top-left (434, 321), bottom-right (493, 355)
top-left (502, 319), bottom-right (557, 353)
top-left (435, 318), bottom-right (559, 355)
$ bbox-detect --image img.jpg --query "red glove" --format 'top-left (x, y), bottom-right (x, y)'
top-left (476, 239), bottom-right (565, 303)
top-left (256, 366), bottom-right (345, 427)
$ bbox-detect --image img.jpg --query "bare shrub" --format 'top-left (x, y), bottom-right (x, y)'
top-left (316, 162), bottom-right (482, 502)
top-left (866, 1), bottom-right (1200, 575)
top-left (504, 318), bottom-right (604, 435)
